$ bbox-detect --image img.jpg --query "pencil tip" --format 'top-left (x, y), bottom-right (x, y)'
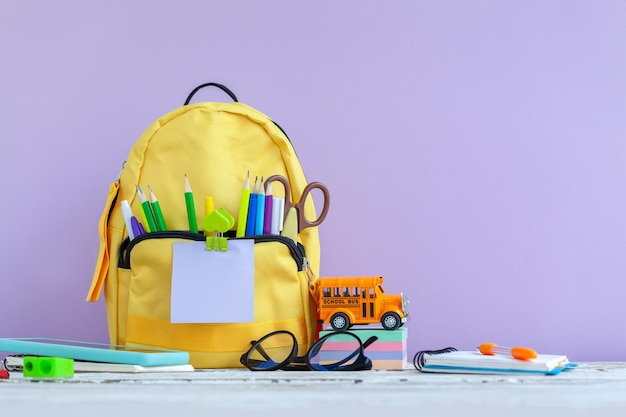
top-left (243, 171), bottom-right (250, 189)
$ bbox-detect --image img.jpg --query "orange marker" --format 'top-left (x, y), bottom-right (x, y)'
top-left (478, 342), bottom-right (538, 361)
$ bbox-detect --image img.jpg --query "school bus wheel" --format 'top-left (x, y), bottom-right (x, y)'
top-left (381, 312), bottom-right (401, 330)
top-left (330, 313), bottom-right (350, 330)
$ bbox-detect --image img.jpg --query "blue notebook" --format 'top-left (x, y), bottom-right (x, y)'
top-left (0, 338), bottom-right (189, 367)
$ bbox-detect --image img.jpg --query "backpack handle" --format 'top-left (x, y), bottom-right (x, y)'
top-left (184, 83), bottom-right (238, 105)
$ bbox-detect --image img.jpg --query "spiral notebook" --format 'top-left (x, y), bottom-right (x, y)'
top-left (414, 348), bottom-right (576, 375)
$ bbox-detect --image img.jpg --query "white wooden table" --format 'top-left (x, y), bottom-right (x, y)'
top-left (2, 363), bottom-right (626, 416)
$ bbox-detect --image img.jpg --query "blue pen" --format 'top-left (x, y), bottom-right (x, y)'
top-left (255, 177), bottom-right (265, 235)
top-left (245, 177), bottom-right (259, 236)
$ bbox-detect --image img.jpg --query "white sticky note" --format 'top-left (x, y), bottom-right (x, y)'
top-left (170, 239), bottom-right (254, 323)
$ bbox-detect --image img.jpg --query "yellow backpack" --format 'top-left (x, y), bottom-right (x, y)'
top-left (86, 83), bottom-right (320, 368)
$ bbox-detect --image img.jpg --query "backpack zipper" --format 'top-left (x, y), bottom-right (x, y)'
top-left (118, 231), bottom-right (306, 271)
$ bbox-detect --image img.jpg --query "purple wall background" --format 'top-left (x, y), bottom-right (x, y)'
top-left (1, 1), bottom-right (625, 361)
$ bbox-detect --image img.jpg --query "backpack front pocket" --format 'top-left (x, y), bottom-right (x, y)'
top-left (118, 232), bottom-right (312, 368)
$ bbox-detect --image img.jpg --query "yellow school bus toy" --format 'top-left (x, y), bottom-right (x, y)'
top-left (315, 276), bottom-right (409, 330)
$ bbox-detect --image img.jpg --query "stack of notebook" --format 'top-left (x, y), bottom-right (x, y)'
top-left (319, 327), bottom-right (408, 370)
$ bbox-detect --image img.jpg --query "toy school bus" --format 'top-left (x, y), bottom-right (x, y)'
top-left (315, 276), bottom-right (409, 330)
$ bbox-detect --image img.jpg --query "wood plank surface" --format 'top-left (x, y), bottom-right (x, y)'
top-left (2, 362), bottom-right (626, 416)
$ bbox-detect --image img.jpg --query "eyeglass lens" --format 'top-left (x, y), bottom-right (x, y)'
top-left (308, 332), bottom-right (365, 370)
top-left (246, 331), bottom-right (296, 370)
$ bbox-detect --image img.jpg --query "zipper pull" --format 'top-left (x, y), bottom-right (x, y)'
top-left (302, 257), bottom-right (316, 288)
top-left (115, 161), bottom-right (126, 185)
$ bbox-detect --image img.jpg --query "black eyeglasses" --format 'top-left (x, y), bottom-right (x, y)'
top-left (240, 330), bottom-right (378, 371)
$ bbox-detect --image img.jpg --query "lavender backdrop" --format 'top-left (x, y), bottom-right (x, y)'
top-left (1, 1), bottom-right (625, 361)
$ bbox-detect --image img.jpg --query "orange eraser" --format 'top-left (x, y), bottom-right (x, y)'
top-left (511, 346), bottom-right (538, 361)
top-left (478, 342), bottom-right (497, 355)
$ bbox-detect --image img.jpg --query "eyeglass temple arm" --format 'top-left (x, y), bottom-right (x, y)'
top-left (363, 336), bottom-right (378, 349)
top-left (255, 344), bottom-right (273, 361)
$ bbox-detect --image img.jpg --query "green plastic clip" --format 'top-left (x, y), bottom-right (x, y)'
top-left (202, 208), bottom-right (234, 251)
top-left (23, 357), bottom-right (74, 379)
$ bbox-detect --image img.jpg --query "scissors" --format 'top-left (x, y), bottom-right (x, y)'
top-left (266, 175), bottom-right (330, 233)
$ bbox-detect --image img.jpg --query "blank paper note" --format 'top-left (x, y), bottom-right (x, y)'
top-left (170, 240), bottom-right (254, 323)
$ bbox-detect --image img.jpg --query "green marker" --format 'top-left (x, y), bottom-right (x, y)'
top-left (184, 174), bottom-right (198, 233)
top-left (136, 185), bottom-right (158, 232)
top-left (148, 185), bottom-right (167, 231)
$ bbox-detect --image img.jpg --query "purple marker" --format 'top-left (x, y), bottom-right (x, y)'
top-left (131, 216), bottom-right (144, 239)
top-left (263, 181), bottom-right (274, 234)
